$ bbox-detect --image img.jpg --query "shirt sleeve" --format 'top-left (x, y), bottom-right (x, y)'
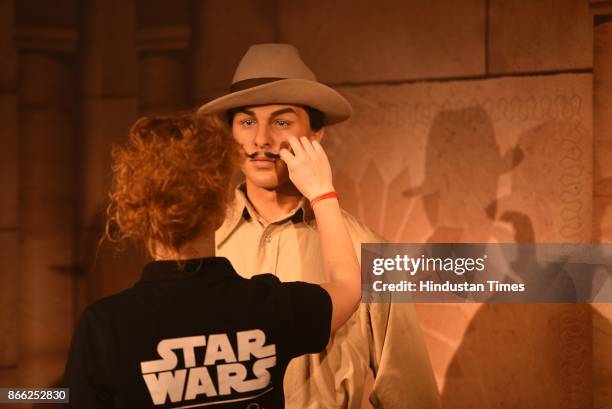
top-left (280, 281), bottom-right (333, 358)
top-left (344, 214), bottom-right (441, 408)
top-left (63, 306), bottom-right (115, 408)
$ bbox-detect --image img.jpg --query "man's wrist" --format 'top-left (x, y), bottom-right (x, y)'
top-left (307, 185), bottom-right (335, 201)
top-left (310, 191), bottom-right (339, 208)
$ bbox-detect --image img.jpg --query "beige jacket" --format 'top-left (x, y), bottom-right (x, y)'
top-left (216, 185), bottom-right (440, 409)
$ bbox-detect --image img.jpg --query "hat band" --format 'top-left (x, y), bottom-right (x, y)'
top-left (230, 77), bottom-right (287, 92)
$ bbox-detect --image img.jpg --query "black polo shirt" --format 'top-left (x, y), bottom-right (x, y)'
top-left (63, 257), bottom-right (332, 408)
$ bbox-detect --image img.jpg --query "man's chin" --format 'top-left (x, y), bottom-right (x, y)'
top-left (246, 175), bottom-right (282, 190)
top-left (245, 174), bottom-right (295, 191)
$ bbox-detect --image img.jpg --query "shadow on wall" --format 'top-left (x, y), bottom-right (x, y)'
top-left (440, 304), bottom-right (595, 409)
top-left (403, 106), bottom-right (522, 244)
top-left (406, 107), bottom-right (600, 408)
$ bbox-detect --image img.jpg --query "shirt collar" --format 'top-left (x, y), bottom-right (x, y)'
top-left (140, 257), bottom-right (238, 282)
top-left (216, 183), bottom-right (316, 246)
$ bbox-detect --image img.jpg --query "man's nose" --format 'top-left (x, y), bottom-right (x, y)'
top-left (253, 124), bottom-right (272, 149)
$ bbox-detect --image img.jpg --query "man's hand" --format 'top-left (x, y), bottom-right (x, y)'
top-left (279, 136), bottom-right (334, 200)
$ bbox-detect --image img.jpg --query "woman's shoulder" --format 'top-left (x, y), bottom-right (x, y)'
top-left (79, 286), bottom-right (138, 324)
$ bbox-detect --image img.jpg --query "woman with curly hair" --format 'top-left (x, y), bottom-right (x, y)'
top-left (63, 113), bottom-right (360, 408)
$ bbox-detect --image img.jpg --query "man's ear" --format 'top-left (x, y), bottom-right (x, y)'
top-left (310, 127), bottom-right (325, 142)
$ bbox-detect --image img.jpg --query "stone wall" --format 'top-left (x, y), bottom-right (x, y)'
top-left (0, 1), bottom-right (608, 408)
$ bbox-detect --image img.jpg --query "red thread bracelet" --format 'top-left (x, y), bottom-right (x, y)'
top-left (310, 191), bottom-right (339, 207)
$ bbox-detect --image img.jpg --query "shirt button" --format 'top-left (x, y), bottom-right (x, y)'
top-left (264, 235), bottom-right (272, 243)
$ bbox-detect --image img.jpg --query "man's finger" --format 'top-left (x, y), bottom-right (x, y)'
top-left (279, 148), bottom-right (296, 166)
top-left (300, 136), bottom-right (316, 158)
top-left (279, 140), bottom-right (292, 152)
top-left (312, 140), bottom-right (324, 153)
top-left (288, 136), bottom-right (306, 159)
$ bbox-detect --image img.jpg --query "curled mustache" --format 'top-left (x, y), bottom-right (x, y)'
top-left (245, 151), bottom-right (282, 160)
top-left (243, 142), bottom-right (291, 160)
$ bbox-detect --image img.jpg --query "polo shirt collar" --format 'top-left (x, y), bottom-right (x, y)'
top-left (216, 183), bottom-right (315, 246)
top-left (140, 257), bottom-right (238, 282)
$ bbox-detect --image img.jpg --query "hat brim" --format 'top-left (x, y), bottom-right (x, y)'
top-left (197, 79), bottom-right (352, 125)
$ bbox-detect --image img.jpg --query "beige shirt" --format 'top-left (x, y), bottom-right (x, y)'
top-left (216, 185), bottom-right (440, 409)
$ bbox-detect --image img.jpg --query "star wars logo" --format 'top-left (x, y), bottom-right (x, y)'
top-left (140, 329), bottom-right (276, 405)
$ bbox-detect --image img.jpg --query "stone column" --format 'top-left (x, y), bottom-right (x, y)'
top-left (18, 52), bottom-right (76, 388)
top-left (137, 9), bottom-right (191, 114)
top-left (0, 0), bottom-right (19, 373)
top-left (15, 19), bottom-right (78, 388)
top-left (78, 0), bottom-right (142, 307)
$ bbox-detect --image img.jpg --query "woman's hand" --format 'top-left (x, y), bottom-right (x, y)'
top-left (279, 136), bottom-right (334, 200)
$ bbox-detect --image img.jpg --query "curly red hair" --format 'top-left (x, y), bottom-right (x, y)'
top-left (105, 113), bottom-right (238, 256)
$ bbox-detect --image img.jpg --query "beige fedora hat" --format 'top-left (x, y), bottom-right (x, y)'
top-left (197, 43), bottom-right (352, 125)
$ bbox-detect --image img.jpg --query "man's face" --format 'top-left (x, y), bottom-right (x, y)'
top-left (232, 104), bottom-right (324, 190)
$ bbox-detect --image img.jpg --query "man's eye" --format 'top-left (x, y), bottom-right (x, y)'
top-left (274, 119), bottom-right (291, 127)
top-left (240, 119), bottom-right (255, 126)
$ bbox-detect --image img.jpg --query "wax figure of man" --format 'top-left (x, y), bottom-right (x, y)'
top-left (199, 44), bottom-right (440, 409)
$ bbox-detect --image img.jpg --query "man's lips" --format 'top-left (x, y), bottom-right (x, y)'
top-left (250, 157), bottom-right (276, 169)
